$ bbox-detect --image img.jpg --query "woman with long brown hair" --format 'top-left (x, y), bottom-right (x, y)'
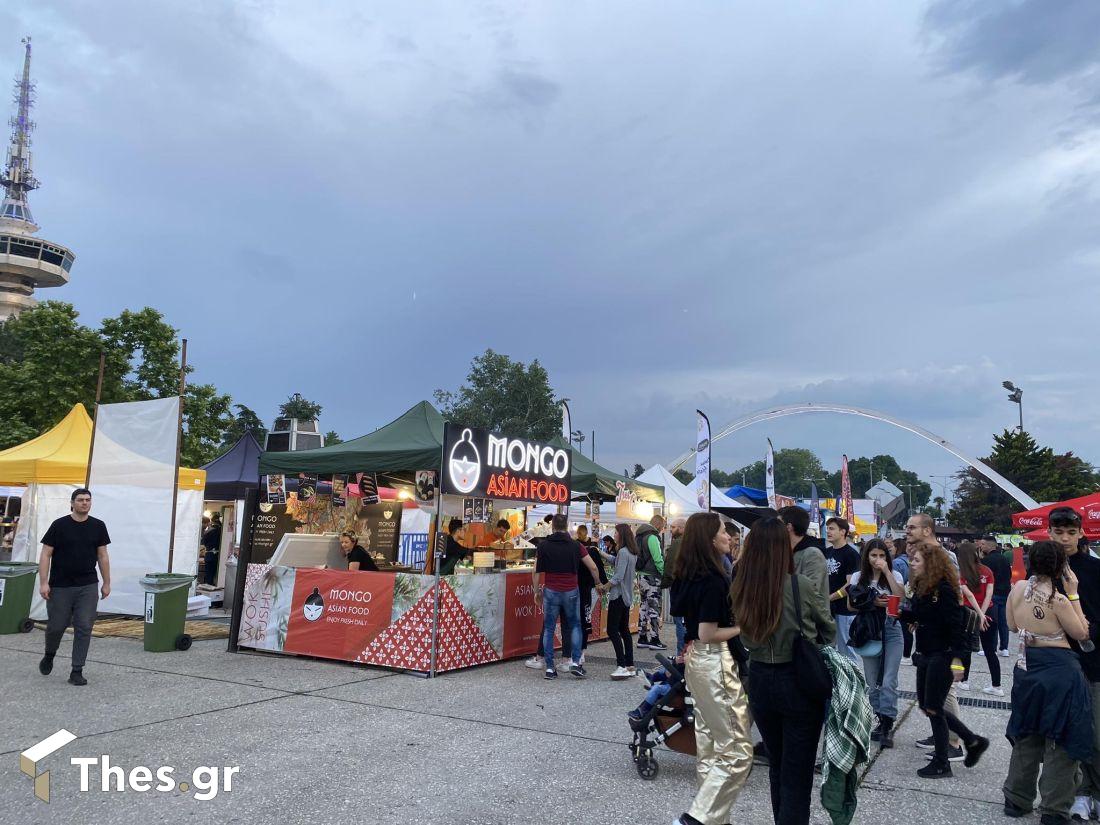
top-left (606, 523), bottom-right (638, 680)
top-left (899, 541), bottom-right (989, 778)
top-left (731, 516), bottom-right (834, 825)
top-left (669, 512), bottom-right (752, 825)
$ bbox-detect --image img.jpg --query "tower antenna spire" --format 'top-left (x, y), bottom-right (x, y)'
top-left (0, 37), bottom-right (76, 320)
top-left (0, 35), bottom-right (39, 231)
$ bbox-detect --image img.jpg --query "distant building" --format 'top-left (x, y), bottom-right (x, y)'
top-left (0, 37), bottom-right (74, 321)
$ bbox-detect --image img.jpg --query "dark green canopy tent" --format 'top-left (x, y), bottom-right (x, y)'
top-left (257, 400), bottom-right (663, 504)
top-left (258, 400), bottom-right (444, 476)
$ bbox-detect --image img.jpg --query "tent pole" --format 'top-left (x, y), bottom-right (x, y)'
top-left (167, 339), bottom-right (188, 572)
top-left (84, 352), bottom-right (105, 489)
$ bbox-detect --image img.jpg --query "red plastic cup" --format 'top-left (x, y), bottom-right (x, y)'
top-left (886, 595), bottom-right (901, 618)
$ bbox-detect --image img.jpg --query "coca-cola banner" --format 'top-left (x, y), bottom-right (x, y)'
top-left (440, 422), bottom-right (571, 504)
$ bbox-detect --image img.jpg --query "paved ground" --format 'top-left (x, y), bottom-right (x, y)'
top-left (0, 624), bottom-right (1022, 825)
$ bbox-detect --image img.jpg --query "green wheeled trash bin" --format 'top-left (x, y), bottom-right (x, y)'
top-left (140, 573), bottom-right (194, 652)
top-left (0, 562), bottom-right (38, 634)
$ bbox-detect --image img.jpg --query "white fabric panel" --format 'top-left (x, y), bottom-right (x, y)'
top-left (13, 483), bottom-right (203, 619)
top-left (89, 398), bottom-right (179, 488)
top-left (399, 506), bottom-right (430, 534)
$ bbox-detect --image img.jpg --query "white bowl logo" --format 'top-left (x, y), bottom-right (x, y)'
top-left (303, 587), bottom-right (324, 622)
top-left (448, 428), bottom-right (481, 494)
top-left (383, 509), bottom-right (393, 520)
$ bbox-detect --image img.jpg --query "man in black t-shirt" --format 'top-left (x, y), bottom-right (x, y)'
top-left (824, 517), bottom-right (861, 662)
top-left (978, 535), bottom-right (1012, 656)
top-left (37, 488), bottom-right (111, 686)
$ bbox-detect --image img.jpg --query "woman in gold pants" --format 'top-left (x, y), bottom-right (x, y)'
top-left (669, 512), bottom-right (753, 825)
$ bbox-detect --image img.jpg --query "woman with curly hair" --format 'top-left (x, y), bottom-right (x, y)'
top-left (899, 541), bottom-right (989, 778)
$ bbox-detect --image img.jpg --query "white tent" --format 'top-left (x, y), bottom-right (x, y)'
top-left (636, 465), bottom-right (702, 517)
top-left (636, 466), bottom-right (747, 517)
top-left (1, 403), bottom-right (206, 619)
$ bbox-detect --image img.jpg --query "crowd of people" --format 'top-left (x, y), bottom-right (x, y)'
top-left (522, 505), bottom-right (1100, 825)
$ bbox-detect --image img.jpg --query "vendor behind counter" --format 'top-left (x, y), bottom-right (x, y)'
top-left (339, 530), bottom-right (379, 572)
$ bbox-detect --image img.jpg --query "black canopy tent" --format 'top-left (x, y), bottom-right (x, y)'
top-left (201, 432), bottom-right (263, 501)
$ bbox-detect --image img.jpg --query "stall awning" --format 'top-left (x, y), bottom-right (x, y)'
top-left (258, 401), bottom-right (665, 504)
top-left (201, 432), bottom-right (262, 501)
top-left (1012, 492), bottom-right (1100, 540)
top-left (258, 401), bottom-right (446, 476)
top-left (0, 403), bottom-right (204, 489)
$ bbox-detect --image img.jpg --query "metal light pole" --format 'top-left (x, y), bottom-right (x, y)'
top-left (1003, 381), bottom-right (1024, 432)
top-left (902, 483), bottom-right (918, 516)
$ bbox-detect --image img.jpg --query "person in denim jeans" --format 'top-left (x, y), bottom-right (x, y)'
top-left (979, 536), bottom-right (1013, 655)
top-left (533, 514), bottom-right (599, 679)
top-left (848, 539), bottom-right (906, 748)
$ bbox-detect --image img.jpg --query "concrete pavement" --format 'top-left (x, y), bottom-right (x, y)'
top-left (0, 625), bottom-right (1022, 824)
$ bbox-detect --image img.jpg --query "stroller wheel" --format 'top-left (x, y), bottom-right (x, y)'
top-left (636, 754), bottom-right (660, 780)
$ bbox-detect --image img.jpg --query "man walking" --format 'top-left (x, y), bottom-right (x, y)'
top-left (38, 488), bottom-right (111, 686)
top-left (533, 514), bottom-right (599, 679)
top-left (824, 517), bottom-right (861, 661)
top-left (635, 514), bottom-right (667, 651)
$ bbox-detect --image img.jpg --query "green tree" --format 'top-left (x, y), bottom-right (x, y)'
top-left (278, 393), bottom-right (323, 421)
top-left (220, 404), bottom-right (268, 450)
top-left (0, 302), bottom-right (106, 448)
top-left (673, 469), bottom-right (693, 485)
top-left (948, 429), bottom-right (1099, 533)
top-left (825, 454), bottom-right (931, 516)
top-left (731, 448), bottom-right (828, 498)
top-left (435, 349), bottom-right (560, 442)
top-left (0, 301), bottom-right (235, 466)
top-left (324, 430), bottom-right (343, 446)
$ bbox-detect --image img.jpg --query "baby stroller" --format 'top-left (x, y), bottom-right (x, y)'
top-left (628, 654), bottom-right (697, 780)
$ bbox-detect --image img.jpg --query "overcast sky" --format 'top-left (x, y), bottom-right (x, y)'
top-left (5, 1), bottom-right (1099, 503)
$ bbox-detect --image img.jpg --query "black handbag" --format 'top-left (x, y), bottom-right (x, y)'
top-left (790, 574), bottom-right (833, 702)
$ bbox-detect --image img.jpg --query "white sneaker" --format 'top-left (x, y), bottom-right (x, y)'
top-left (524, 656), bottom-right (544, 670)
top-left (610, 666), bottom-right (631, 681)
top-left (998, 649), bottom-right (1011, 658)
top-left (958, 681), bottom-right (970, 691)
top-left (982, 686), bottom-right (1005, 697)
top-left (1071, 795), bottom-right (1091, 821)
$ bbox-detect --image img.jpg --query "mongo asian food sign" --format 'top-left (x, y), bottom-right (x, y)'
top-left (441, 423), bottom-right (571, 504)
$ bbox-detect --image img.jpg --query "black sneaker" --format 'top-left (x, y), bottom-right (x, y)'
top-left (925, 745), bottom-right (964, 763)
top-left (570, 664), bottom-right (587, 679)
top-left (544, 668), bottom-right (557, 680)
top-left (870, 719), bottom-right (884, 742)
top-left (1003, 800), bottom-right (1030, 818)
top-left (964, 736), bottom-right (989, 768)
top-left (1041, 815), bottom-right (1070, 825)
top-left (68, 670), bottom-right (87, 686)
top-left (915, 736), bottom-right (934, 749)
top-left (917, 760), bottom-right (952, 779)
top-left (39, 655), bottom-right (54, 676)
top-left (637, 637), bottom-right (654, 649)
top-left (648, 640), bottom-right (669, 651)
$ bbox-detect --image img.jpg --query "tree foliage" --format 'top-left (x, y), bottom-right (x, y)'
top-left (278, 393), bottom-right (323, 422)
top-left (825, 454), bottom-right (931, 514)
top-left (435, 349), bottom-right (560, 442)
top-left (731, 448), bottom-right (827, 498)
top-left (220, 404), bottom-right (268, 451)
top-left (948, 429), bottom-right (1099, 533)
top-left (0, 301), bottom-right (235, 467)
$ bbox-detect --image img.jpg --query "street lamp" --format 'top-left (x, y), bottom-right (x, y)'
top-left (1002, 381), bottom-right (1024, 432)
top-left (901, 483), bottom-right (919, 515)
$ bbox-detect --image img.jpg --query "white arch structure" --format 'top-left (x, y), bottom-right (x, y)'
top-left (668, 402), bottom-right (1039, 510)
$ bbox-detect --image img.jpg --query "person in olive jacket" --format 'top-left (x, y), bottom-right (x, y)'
top-left (731, 517), bottom-right (835, 825)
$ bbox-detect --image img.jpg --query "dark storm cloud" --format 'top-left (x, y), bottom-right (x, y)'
top-left (923, 0), bottom-right (1100, 84)
top-left (2, 0), bottom-right (1097, 491)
